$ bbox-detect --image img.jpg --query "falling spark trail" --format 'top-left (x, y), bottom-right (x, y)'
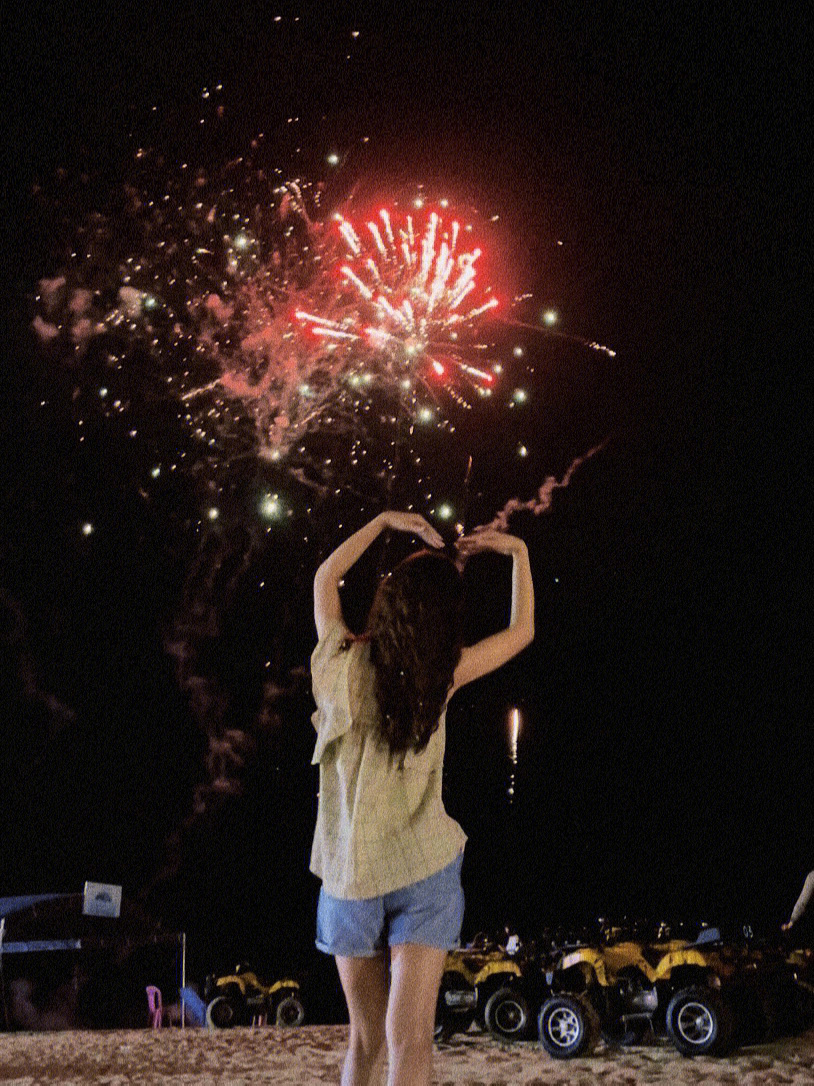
top-left (509, 707), bottom-right (520, 762)
top-left (508, 707), bottom-right (520, 801)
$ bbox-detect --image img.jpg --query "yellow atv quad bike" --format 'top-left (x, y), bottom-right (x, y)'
top-left (204, 963), bottom-right (305, 1028)
top-left (434, 936), bottom-right (532, 1042)
top-left (434, 940), bottom-right (523, 1042)
top-left (539, 926), bottom-right (795, 1058)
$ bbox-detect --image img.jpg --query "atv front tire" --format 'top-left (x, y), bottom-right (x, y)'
top-left (206, 995), bottom-right (243, 1028)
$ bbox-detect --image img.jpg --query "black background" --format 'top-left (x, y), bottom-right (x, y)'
top-left (1, 2), bottom-right (810, 988)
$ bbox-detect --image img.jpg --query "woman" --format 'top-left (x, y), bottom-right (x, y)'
top-left (310, 510), bottom-right (534, 1086)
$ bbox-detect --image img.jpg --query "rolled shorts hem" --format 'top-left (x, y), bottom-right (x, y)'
top-left (315, 939), bottom-right (382, 957)
top-left (315, 935), bottom-right (458, 956)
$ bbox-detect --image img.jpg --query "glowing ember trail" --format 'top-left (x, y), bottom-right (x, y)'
top-left (477, 442), bottom-right (608, 532)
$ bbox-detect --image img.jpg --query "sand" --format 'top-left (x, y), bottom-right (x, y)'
top-left (1, 1025), bottom-right (814, 1085)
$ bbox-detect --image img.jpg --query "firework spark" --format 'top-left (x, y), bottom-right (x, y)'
top-left (31, 135), bottom-right (614, 546)
top-left (296, 208), bottom-right (499, 394)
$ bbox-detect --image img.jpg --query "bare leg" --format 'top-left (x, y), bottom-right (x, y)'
top-left (335, 954), bottom-right (389, 1086)
top-left (385, 943), bottom-right (447, 1086)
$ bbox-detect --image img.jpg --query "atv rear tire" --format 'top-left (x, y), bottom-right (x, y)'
top-left (538, 994), bottom-right (599, 1058)
top-left (665, 987), bottom-right (734, 1056)
top-left (484, 985), bottom-right (530, 1040)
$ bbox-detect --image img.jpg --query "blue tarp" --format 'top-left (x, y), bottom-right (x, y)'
top-left (180, 987), bottom-right (207, 1026)
top-left (1, 940), bottom-right (83, 953)
top-left (0, 894), bottom-right (71, 918)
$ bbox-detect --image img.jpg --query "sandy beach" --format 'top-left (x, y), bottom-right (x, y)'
top-left (1, 1025), bottom-right (813, 1085)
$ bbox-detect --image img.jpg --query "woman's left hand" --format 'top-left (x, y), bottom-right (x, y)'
top-left (380, 511), bottom-right (444, 548)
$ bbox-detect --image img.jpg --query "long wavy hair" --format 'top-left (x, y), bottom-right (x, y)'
top-left (366, 550), bottom-right (464, 756)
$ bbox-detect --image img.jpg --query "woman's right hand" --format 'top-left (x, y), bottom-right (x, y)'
top-left (380, 511), bottom-right (444, 549)
top-left (449, 527), bottom-right (534, 693)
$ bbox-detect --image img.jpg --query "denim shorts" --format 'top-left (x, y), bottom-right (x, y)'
top-left (316, 852), bottom-right (465, 957)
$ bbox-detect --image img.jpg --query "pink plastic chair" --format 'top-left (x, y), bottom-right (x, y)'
top-left (146, 985), bottom-right (166, 1028)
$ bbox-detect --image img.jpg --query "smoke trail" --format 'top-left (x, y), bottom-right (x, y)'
top-left (0, 588), bottom-right (75, 736)
top-left (475, 440), bottom-right (607, 532)
top-left (143, 524), bottom-right (312, 899)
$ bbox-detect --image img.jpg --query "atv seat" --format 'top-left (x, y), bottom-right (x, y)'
top-left (694, 927), bottom-right (721, 945)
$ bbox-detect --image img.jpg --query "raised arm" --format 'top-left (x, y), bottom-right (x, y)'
top-left (450, 530), bottom-right (535, 693)
top-left (782, 869), bottom-right (814, 931)
top-left (313, 511), bottom-right (444, 640)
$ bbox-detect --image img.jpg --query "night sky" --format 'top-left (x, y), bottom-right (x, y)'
top-left (1, 2), bottom-right (809, 985)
